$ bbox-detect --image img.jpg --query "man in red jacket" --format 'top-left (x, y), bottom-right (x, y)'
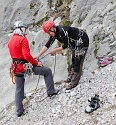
top-left (8, 21), bottom-right (59, 117)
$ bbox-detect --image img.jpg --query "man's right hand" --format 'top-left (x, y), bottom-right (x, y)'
top-left (37, 62), bottom-right (43, 67)
top-left (34, 55), bottom-right (39, 60)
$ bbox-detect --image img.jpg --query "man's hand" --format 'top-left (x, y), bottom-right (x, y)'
top-left (34, 53), bottom-right (41, 60)
top-left (34, 56), bottom-right (39, 60)
top-left (49, 47), bottom-right (63, 55)
top-left (49, 49), bottom-right (56, 55)
top-left (37, 62), bottom-right (43, 67)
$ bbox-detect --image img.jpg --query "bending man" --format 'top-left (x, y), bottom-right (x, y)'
top-left (35, 20), bottom-right (89, 90)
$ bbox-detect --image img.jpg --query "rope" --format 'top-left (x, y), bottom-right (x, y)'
top-left (53, 54), bottom-right (56, 78)
top-left (34, 75), bottom-right (40, 92)
top-left (39, 53), bottom-right (50, 60)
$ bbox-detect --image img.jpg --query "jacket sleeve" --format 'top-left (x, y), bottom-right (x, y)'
top-left (61, 36), bottom-right (69, 49)
top-left (45, 37), bottom-right (55, 48)
top-left (21, 38), bottom-right (38, 65)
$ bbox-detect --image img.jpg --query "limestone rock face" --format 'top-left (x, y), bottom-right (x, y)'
top-left (0, 0), bottom-right (116, 124)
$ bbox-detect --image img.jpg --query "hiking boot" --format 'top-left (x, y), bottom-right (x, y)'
top-left (48, 89), bottom-right (59, 97)
top-left (66, 72), bottom-right (81, 90)
top-left (64, 68), bottom-right (74, 83)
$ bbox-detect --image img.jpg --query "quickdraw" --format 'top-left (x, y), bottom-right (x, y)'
top-left (23, 63), bottom-right (34, 77)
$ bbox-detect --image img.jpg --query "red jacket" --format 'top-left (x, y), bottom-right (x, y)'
top-left (8, 34), bottom-right (38, 73)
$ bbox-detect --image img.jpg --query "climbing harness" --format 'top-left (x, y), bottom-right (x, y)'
top-left (10, 58), bottom-right (29, 84)
top-left (75, 48), bottom-right (86, 57)
top-left (10, 59), bottom-right (24, 84)
top-left (74, 30), bottom-right (86, 57)
top-left (69, 29), bottom-right (87, 57)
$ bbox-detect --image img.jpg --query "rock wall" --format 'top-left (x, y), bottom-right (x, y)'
top-left (0, 0), bottom-right (116, 124)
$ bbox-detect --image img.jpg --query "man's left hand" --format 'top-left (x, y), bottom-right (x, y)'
top-left (49, 50), bottom-right (56, 55)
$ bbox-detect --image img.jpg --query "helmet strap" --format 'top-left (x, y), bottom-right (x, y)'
top-left (49, 30), bottom-right (56, 33)
top-left (20, 27), bottom-right (27, 36)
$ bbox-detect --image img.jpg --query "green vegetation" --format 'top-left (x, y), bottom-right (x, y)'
top-left (30, 3), bottom-right (35, 9)
top-left (79, 13), bottom-right (88, 24)
top-left (111, 1), bottom-right (114, 4)
top-left (62, 19), bottom-right (71, 26)
top-left (93, 35), bottom-right (100, 56)
top-left (28, 14), bottom-right (48, 32)
top-left (57, 41), bottom-right (62, 47)
top-left (66, 48), bottom-right (71, 72)
top-left (32, 41), bottom-right (35, 45)
top-left (109, 7), bottom-right (115, 12)
top-left (55, 0), bottom-right (63, 7)
top-left (48, 0), bottom-right (52, 8)
top-left (30, 2), bottom-right (41, 10)
top-left (65, 0), bottom-right (72, 4)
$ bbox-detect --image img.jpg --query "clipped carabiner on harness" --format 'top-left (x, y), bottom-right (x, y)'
top-left (23, 63), bottom-right (34, 77)
top-left (75, 48), bottom-right (86, 57)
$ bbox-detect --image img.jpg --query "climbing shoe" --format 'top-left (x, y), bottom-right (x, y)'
top-left (99, 60), bottom-right (112, 67)
top-left (17, 112), bottom-right (23, 117)
top-left (16, 111), bottom-right (24, 117)
top-left (64, 68), bottom-right (74, 83)
top-left (97, 56), bottom-right (113, 61)
top-left (85, 94), bottom-right (100, 113)
top-left (48, 89), bottom-right (59, 97)
top-left (16, 109), bottom-right (24, 117)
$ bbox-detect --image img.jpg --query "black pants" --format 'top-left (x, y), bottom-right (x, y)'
top-left (71, 50), bottom-right (87, 73)
top-left (71, 31), bottom-right (89, 73)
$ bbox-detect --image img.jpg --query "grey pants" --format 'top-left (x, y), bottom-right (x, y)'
top-left (15, 66), bottom-right (55, 114)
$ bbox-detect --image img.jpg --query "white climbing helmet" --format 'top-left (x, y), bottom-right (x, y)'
top-left (14, 20), bottom-right (28, 29)
top-left (13, 20), bottom-right (28, 36)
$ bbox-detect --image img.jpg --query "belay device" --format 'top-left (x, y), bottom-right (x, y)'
top-left (85, 94), bottom-right (100, 113)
